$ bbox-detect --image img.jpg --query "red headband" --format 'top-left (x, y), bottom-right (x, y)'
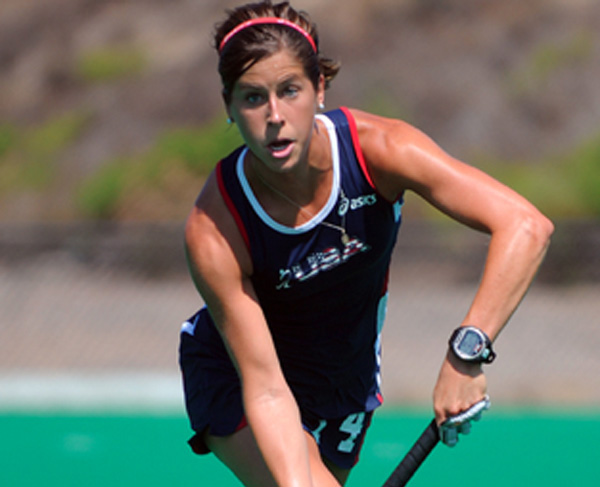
top-left (218, 17), bottom-right (317, 53)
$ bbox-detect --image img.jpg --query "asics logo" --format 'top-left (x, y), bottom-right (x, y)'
top-left (338, 193), bottom-right (377, 217)
top-left (350, 194), bottom-right (377, 210)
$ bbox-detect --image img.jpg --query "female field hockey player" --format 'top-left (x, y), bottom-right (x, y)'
top-left (179, 2), bottom-right (554, 486)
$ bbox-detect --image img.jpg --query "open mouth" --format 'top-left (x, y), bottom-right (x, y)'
top-left (267, 139), bottom-right (294, 158)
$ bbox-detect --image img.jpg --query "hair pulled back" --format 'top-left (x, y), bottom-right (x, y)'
top-left (214, 1), bottom-right (340, 105)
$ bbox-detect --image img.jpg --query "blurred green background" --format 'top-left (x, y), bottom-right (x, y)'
top-left (1, 0), bottom-right (599, 485)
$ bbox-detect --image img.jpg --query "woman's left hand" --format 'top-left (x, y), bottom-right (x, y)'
top-left (433, 350), bottom-right (488, 445)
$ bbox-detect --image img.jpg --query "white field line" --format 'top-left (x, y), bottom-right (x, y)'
top-left (0, 372), bottom-right (184, 412)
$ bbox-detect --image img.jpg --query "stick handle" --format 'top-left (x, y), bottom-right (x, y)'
top-left (381, 419), bottom-right (439, 487)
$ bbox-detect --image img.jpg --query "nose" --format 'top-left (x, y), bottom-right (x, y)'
top-left (266, 95), bottom-right (283, 125)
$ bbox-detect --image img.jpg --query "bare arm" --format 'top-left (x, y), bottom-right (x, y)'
top-left (350, 109), bottom-right (554, 423)
top-left (185, 172), bottom-right (313, 487)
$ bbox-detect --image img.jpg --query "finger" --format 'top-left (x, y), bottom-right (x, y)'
top-left (458, 421), bottom-right (471, 435)
top-left (440, 425), bottom-right (459, 447)
top-left (439, 396), bottom-right (490, 446)
top-left (447, 396), bottom-right (491, 426)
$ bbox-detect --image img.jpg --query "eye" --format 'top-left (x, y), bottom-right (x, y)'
top-left (245, 92), bottom-right (265, 105)
top-left (282, 85), bottom-right (300, 98)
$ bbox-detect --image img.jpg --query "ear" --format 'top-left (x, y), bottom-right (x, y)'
top-left (223, 105), bottom-right (234, 125)
top-left (222, 89), bottom-right (233, 120)
top-left (317, 74), bottom-right (326, 107)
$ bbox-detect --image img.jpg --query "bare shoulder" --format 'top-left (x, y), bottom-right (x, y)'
top-left (185, 170), bottom-right (252, 284)
top-left (345, 109), bottom-right (553, 236)
top-left (344, 108), bottom-right (439, 199)
top-left (345, 107), bottom-right (425, 151)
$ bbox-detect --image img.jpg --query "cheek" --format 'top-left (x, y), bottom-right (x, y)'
top-left (297, 103), bottom-right (317, 133)
top-left (234, 115), bottom-right (264, 146)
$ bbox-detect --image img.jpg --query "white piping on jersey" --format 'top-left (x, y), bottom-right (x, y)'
top-left (236, 114), bottom-right (341, 235)
top-left (181, 311), bottom-right (201, 336)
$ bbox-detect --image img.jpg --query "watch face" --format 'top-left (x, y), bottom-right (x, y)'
top-left (457, 330), bottom-right (484, 357)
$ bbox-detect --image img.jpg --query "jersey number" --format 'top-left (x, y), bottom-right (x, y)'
top-left (337, 412), bottom-right (365, 453)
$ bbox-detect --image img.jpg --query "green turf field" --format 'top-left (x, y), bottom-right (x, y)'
top-left (1, 407), bottom-right (598, 486)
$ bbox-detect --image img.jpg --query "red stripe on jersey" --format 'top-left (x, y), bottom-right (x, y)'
top-left (340, 106), bottom-right (376, 190)
top-left (340, 106), bottom-right (405, 205)
top-left (235, 415), bottom-right (248, 432)
top-left (216, 161), bottom-right (251, 251)
top-left (381, 268), bottom-right (390, 296)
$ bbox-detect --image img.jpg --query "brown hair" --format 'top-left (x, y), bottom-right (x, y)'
top-left (214, 1), bottom-right (341, 105)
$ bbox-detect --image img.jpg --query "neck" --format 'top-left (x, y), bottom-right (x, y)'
top-left (248, 120), bottom-right (331, 205)
top-left (246, 125), bottom-right (333, 225)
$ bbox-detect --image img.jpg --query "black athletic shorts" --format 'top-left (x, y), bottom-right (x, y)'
top-left (180, 325), bottom-right (373, 469)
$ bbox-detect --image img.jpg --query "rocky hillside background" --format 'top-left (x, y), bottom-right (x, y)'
top-left (1, 0), bottom-right (600, 222)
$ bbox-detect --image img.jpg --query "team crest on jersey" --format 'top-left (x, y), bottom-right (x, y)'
top-left (276, 237), bottom-right (370, 290)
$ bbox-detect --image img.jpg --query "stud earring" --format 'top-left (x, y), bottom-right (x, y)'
top-left (318, 102), bottom-right (325, 110)
top-left (226, 117), bottom-right (233, 125)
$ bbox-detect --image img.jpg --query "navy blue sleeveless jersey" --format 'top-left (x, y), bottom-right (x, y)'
top-left (181, 107), bottom-right (403, 419)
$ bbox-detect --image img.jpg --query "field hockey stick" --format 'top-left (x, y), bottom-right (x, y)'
top-left (381, 418), bottom-right (438, 487)
top-left (381, 396), bottom-right (490, 487)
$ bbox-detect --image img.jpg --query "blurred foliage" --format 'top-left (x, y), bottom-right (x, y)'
top-left (2, 109), bottom-right (597, 222)
top-left (75, 117), bottom-right (242, 219)
top-left (152, 120), bottom-right (243, 174)
top-left (532, 32), bottom-right (593, 76)
top-left (0, 112), bottom-right (90, 192)
top-left (476, 134), bottom-right (600, 219)
top-left (0, 124), bottom-right (16, 158)
top-left (569, 135), bottom-right (600, 216)
top-left (76, 45), bottom-right (146, 83)
top-left (508, 31), bottom-right (594, 95)
top-left (76, 159), bottom-right (126, 219)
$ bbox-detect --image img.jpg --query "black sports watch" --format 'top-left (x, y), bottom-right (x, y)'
top-left (449, 326), bottom-right (496, 364)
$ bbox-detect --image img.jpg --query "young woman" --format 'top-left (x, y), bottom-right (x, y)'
top-left (179, 2), bottom-right (554, 486)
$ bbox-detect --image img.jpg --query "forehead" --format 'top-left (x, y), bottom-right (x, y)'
top-left (236, 48), bottom-right (306, 87)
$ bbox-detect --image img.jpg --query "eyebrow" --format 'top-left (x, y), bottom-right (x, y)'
top-left (236, 73), bottom-right (303, 91)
